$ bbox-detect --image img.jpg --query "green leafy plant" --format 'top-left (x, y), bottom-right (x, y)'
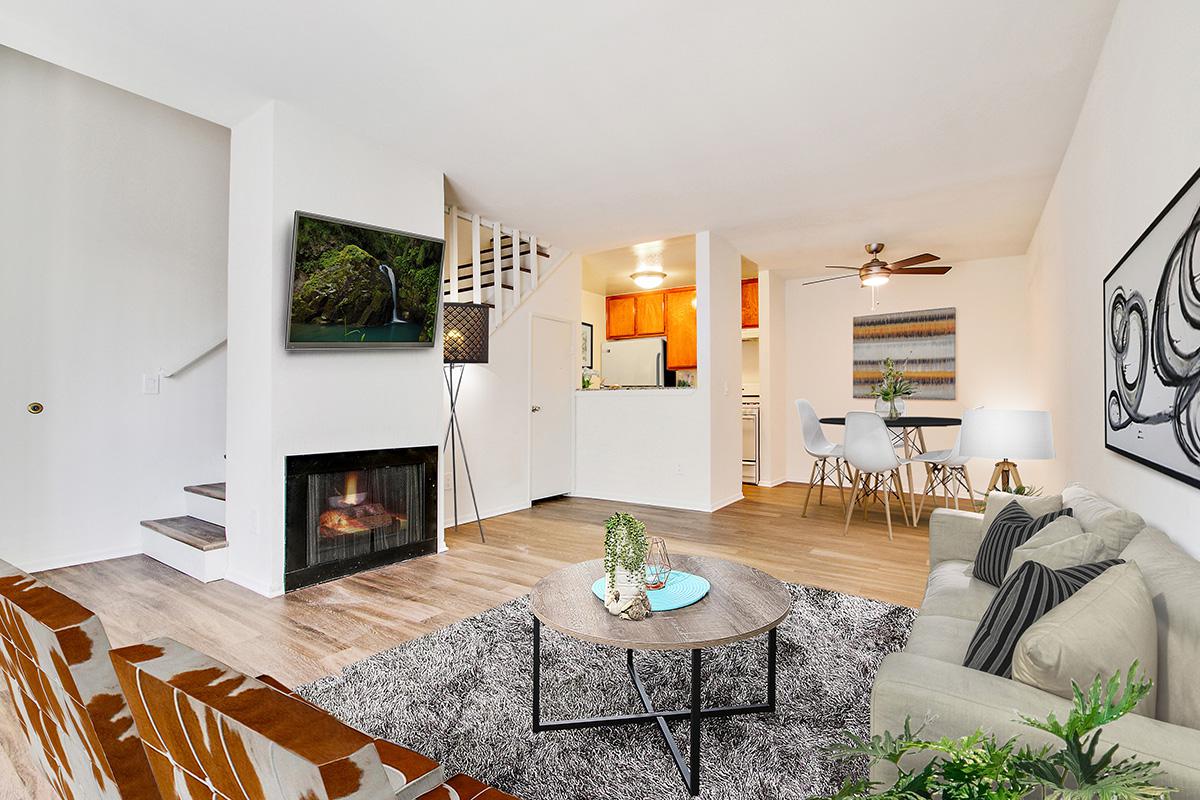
top-left (813, 664), bottom-right (1172, 800)
top-left (603, 512), bottom-right (648, 589)
top-left (1008, 484), bottom-right (1043, 497)
top-left (868, 357), bottom-right (916, 402)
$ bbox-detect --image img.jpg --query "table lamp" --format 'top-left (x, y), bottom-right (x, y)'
top-left (443, 302), bottom-right (490, 542)
top-left (958, 408), bottom-right (1054, 493)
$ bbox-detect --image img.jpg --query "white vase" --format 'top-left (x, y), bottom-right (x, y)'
top-left (605, 564), bottom-right (644, 600)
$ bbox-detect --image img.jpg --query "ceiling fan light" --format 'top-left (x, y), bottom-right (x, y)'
top-left (861, 274), bottom-right (889, 288)
top-left (631, 270), bottom-right (667, 289)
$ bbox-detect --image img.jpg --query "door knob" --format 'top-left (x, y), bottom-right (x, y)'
top-left (531, 405), bottom-right (542, 413)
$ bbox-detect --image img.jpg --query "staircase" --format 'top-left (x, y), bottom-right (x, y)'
top-left (140, 482), bottom-right (227, 582)
top-left (443, 205), bottom-right (570, 330)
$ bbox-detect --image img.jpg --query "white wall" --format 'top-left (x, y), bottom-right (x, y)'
top-left (581, 289), bottom-right (605, 377)
top-left (757, 270), bottom-right (790, 486)
top-left (225, 102), bottom-right (445, 596)
top-left (0, 47), bottom-right (229, 572)
top-left (1027, 0), bottom-right (1200, 555)
top-left (447, 253), bottom-right (583, 524)
top-left (574, 232), bottom-right (743, 512)
top-left (783, 256), bottom-right (1040, 491)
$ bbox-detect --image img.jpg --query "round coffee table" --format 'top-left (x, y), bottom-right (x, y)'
top-left (529, 555), bottom-right (791, 796)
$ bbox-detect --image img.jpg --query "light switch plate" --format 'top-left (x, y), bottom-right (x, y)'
top-left (142, 373), bottom-right (160, 395)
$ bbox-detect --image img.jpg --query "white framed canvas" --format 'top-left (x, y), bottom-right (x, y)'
top-left (1104, 165), bottom-right (1200, 489)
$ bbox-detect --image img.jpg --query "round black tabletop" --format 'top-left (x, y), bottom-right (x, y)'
top-left (819, 415), bottom-right (961, 427)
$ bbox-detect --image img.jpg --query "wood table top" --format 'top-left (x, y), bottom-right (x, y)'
top-left (529, 555), bottom-right (791, 651)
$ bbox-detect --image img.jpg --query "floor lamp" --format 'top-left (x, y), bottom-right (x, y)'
top-left (443, 302), bottom-right (490, 543)
top-left (959, 408), bottom-right (1055, 494)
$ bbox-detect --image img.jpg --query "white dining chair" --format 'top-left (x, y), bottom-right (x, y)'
top-left (843, 411), bottom-right (911, 540)
top-left (795, 399), bottom-right (847, 516)
top-left (911, 428), bottom-right (974, 522)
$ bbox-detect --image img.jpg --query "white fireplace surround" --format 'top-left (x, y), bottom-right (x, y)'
top-left (224, 101), bottom-right (447, 597)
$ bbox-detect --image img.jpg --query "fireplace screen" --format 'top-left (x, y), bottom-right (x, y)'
top-left (285, 447), bottom-right (437, 590)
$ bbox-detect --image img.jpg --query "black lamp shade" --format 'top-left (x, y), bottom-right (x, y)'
top-left (443, 302), bottom-right (490, 364)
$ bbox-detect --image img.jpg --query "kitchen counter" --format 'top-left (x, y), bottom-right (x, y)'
top-left (576, 387), bottom-right (696, 395)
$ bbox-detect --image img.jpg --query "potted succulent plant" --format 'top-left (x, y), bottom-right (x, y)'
top-left (603, 511), bottom-right (651, 620)
top-left (869, 358), bottom-right (916, 420)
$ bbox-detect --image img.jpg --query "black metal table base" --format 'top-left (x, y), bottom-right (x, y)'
top-left (532, 616), bottom-right (778, 796)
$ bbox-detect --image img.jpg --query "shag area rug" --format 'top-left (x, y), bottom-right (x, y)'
top-left (298, 585), bottom-right (915, 800)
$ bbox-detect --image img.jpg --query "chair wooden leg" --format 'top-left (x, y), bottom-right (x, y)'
top-left (818, 462), bottom-right (826, 506)
top-left (962, 468), bottom-right (977, 512)
top-left (881, 479), bottom-right (895, 541)
top-left (916, 467), bottom-right (933, 524)
top-left (894, 469), bottom-right (911, 527)
top-left (843, 471), bottom-right (862, 535)
top-left (835, 459), bottom-right (848, 512)
top-left (802, 459), bottom-right (818, 517)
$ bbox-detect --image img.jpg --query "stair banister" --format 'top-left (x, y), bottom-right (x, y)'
top-left (492, 220), bottom-right (504, 322)
top-left (529, 233), bottom-right (539, 289)
top-left (512, 227), bottom-right (522, 306)
top-left (161, 338), bottom-right (227, 379)
top-left (447, 204), bottom-right (460, 302)
top-left (471, 213), bottom-right (482, 305)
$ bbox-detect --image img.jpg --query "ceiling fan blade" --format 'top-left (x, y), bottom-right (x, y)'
top-left (894, 265), bottom-right (952, 275)
top-left (825, 265), bottom-right (859, 270)
top-left (803, 274), bottom-right (861, 286)
top-left (889, 253), bottom-right (939, 269)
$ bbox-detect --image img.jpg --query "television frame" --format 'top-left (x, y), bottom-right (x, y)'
top-left (284, 210), bottom-right (445, 351)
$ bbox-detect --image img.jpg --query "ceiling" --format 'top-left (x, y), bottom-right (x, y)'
top-left (583, 235), bottom-right (697, 295)
top-left (0, 1), bottom-right (1117, 276)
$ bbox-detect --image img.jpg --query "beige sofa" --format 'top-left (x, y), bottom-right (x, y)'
top-left (870, 485), bottom-right (1200, 794)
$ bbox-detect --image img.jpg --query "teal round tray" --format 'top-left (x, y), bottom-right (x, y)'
top-left (590, 569), bottom-right (710, 611)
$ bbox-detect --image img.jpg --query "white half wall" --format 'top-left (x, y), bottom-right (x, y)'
top-left (574, 231), bottom-right (742, 512)
top-left (1027, 0), bottom-right (1200, 555)
top-left (782, 256), bottom-right (1040, 490)
top-left (225, 101), bottom-right (446, 596)
top-left (0, 46), bottom-right (229, 572)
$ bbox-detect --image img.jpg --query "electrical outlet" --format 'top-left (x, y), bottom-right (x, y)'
top-left (142, 373), bottom-right (160, 395)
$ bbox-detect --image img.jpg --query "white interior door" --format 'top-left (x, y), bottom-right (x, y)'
top-left (530, 315), bottom-right (575, 500)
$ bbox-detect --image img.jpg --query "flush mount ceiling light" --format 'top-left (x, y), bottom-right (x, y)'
top-left (630, 253), bottom-right (667, 289)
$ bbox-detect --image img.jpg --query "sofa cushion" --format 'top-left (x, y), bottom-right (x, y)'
top-left (921, 560), bottom-right (997, 621)
top-left (1061, 483), bottom-right (1146, 558)
top-left (974, 501), bottom-right (1073, 586)
top-left (963, 559), bottom-right (1122, 677)
top-left (906, 614), bottom-right (980, 664)
top-left (1013, 562), bottom-right (1158, 717)
top-left (1121, 527), bottom-right (1200, 730)
top-left (1007, 518), bottom-right (1107, 578)
top-left (980, 490), bottom-right (1062, 533)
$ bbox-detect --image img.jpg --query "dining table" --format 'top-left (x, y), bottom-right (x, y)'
top-left (819, 415), bottom-right (962, 522)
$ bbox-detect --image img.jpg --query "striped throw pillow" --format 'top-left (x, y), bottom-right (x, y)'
top-left (963, 559), bottom-right (1123, 677)
top-left (973, 500), bottom-right (1074, 586)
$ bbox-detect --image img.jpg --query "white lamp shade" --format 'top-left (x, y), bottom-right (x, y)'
top-left (959, 408), bottom-right (1055, 460)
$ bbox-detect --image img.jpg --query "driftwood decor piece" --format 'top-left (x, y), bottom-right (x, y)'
top-left (602, 512), bottom-right (651, 620)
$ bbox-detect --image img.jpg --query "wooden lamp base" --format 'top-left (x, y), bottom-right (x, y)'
top-left (986, 459), bottom-right (1023, 493)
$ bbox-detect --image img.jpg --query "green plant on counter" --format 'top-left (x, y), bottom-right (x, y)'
top-left (868, 357), bottom-right (916, 402)
top-left (603, 511), bottom-right (648, 589)
top-left (812, 663), bottom-right (1172, 800)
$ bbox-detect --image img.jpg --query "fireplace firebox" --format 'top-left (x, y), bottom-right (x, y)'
top-left (285, 446), bottom-right (437, 591)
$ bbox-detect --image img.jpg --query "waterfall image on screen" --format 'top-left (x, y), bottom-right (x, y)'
top-left (286, 211), bottom-right (444, 348)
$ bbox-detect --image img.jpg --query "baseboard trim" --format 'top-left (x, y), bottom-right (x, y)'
top-left (754, 477), bottom-right (789, 488)
top-left (567, 491), bottom-right (715, 513)
top-left (445, 499), bottom-right (531, 527)
top-left (223, 570), bottom-right (284, 598)
top-left (23, 546), bottom-right (142, 575)
top-left (709, 492), bottom-right (744, 512)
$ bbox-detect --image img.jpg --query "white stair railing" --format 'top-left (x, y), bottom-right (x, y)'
top-left (444, 205), bottom-right (569, 332)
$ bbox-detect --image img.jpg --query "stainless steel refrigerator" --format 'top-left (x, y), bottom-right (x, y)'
top-left (602, 337), bottom-right (673, 387)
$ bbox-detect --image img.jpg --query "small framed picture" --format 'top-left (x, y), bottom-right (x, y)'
top-left (581, 322), bottom-right (594, 369)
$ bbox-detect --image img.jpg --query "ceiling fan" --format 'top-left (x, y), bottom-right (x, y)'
top-left (803, 243), bottom-right (952, 287)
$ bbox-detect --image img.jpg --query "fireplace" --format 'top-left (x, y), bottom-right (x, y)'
top-left (284, 446), bottom-right (437, 591)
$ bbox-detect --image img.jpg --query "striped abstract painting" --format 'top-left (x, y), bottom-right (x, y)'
top-left (852, 307), bottom-right (956, 399)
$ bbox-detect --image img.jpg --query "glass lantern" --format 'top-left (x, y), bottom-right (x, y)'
top-left (644, 537), bottom-right (672, 590)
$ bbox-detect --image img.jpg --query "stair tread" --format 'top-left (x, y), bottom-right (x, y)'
top-left (141, 516), bottom-right (227, 551)
top-left (184, 482), bottom-right (226, 501)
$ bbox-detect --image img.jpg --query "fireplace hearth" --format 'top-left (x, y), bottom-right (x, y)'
top-left (285, 446), bottom-right (437, 591)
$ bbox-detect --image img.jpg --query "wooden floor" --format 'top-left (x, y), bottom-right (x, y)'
top-left (1, 483), bottom-right (931, 799)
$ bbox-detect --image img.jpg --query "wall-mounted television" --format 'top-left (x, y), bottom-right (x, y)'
top-left (286, 211), bottom-right (444, 349)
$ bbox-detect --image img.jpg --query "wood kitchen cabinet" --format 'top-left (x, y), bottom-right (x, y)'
top-left (605, 295), bottom-right (637, 339)
top-left (741, 278), bottom-right (759, 328)
top-left (634, 292), bottom-right (665, 335)
top-left (665, 287), bottom-right (697, 370)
